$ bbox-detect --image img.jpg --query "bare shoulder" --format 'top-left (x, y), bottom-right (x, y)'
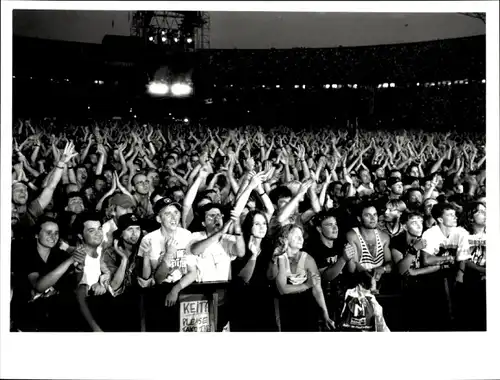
top-left (378, 230), bottom-right (391, 244)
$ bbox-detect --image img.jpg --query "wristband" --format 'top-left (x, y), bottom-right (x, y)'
top-left (56, 164), bottom-right (65, 169)
top-left (458, 268), bottom-right (464, 273)
top-left (258, 192), bottom-right (266, 196)
top-left (234, 233), bottom-right (242, 236)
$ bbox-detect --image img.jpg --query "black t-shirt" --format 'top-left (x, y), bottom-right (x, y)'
top-left (24, 245), bottom-right (75, 292)
top-left (304, 237), bottom-right (343, 270)
top-left (390, 233), bottom-right (421, 270)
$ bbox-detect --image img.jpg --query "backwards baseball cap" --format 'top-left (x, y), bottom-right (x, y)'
top-left (387, 177), bottom-right (403, 188)
top-left (113, 213), bottom-right (142, 238)
top-left (153, 197), bottom-right (182, 215)
top-left (109, 194), bottom-right (135, 209)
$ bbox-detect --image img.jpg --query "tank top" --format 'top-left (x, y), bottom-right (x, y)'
top-left (353, 227), bottom-right (384, 271)
top-left (282, 252), bottom-right (308, 285)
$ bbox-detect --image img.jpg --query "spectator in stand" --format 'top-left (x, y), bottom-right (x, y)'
top-left (101, 213), bottom-right (144, 331)
top-left (229, 210), bottom-right (278, 331)
top-left (273, 224), bottom-right (335, 331)
top-left (457, 201), bottom-right (486, 331)
top-left (420, 203), bottom-right (471, 331)
top-left (346, 202), bottom-right (393, 294)
top-left (139, 197), bottom-right (196, 332)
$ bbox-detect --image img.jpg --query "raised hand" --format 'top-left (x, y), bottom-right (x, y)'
top-left (60, 141), bottom-right (78, 164)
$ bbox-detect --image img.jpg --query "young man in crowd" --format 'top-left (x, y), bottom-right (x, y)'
top-left (138, 197), bottom-right (197, 331)
top-left (304, 210), bottom-right (355, 323)
top-left (101, 213), bottom-right (143, 331)
top-left (186, 203), bottom-right (245, 331)
top-left (73, 212), bottom-right (109, 332)
top-left (390, 211), bottom-right (445, 331)
top-left (420, 203), bottom-right (471, 330)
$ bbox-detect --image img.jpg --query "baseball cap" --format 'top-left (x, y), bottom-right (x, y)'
top-left (113, 213), bottom-right (142, 238)
top-left (109, 194), bottom-right (135, 209)
top-left (153, 197), bottom-right (182, 215)
top-left (387, 177), bottom-right (403, 188)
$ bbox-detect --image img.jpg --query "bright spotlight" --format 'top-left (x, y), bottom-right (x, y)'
top-left (302, 85), bottom-right (306, 89)
top-left (148, 82), bottom-right (169, 95)
top-left (161, 30), bottom-right (166, 35)
top-left (482, 79), bottom-right (486, 84)
top-left (171, 83), bottom-right (193, 96)
top-left (187, 38), bottom-right (193, 44)
top-left (148, 36), bottom-right (154, 42)
top-left (353, 84), bottom-right (358, 89)
top-left (390, 83), bottom-right (395, 88)
top-left (174, 37), bottom-right (179, 43)
top-left (183, 118), bottom-right (189, 123)
top-left (416, 83), bottom-right (420, 86)
top-left (276, 85), bottom-right (280, 88)
top-left (325, 84), bottom-right (331, 89)
top-left (294, 85), bottom-right (299, 89)
top-left (382, 83), bottom-right (388, 88)
top-left (161, 36), bottom-right (167, 43)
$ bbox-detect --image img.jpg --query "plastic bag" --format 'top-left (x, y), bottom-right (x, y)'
top-left (340, 285), bottom-right (390, 332)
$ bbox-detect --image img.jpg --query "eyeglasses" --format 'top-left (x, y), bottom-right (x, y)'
top-left (206, 214), bottom-right (223, 221)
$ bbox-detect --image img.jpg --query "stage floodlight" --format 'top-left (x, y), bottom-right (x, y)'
top-left (353, 84), bottom-right (358, 89)
top-left (184, 118), bottom-right (189, 123)
top-left (148, 82), bottom-right (169, 95)
top-left (187, 38), bottom-right (193, 44)
top-left (416, 83), bottom-right (420, 86)
top-left (171, 83), bottom-right (193, 96)
top-left (294, 85), bottom-right (299, 89)
top-left (148, 36), bottom-right (154, 42)
top-left (325, 84), bottom-right (331, 89)
top-left (302, 85), bottom-right (306, 89)
top-left (390, 83), bottom-right (395, 88)
top-left (161, 36), bottom-right (167, 43)
top-left (482, 79), bottom-right (486, 84)
top-left (174, 37), bottom-right (179, 43)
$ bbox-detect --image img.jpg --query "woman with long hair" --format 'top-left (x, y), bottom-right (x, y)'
top-left (272, 224), bottom-right (335, 332)
top-left (229, 210), bottom-right (278, 331)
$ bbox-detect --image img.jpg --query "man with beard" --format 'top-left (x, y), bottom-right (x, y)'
top-left (187, 203), bottom-right (246, 331)
top-left (72, 212), bottom-right (108, 332)
top-left (100, 213), bottom-right (143, 331)
top-left (390, 211), bottom-right (444, 331)
top-left (11, 141), bottom-right (77, 241)
top-left (11, 216), bottom-right (86, 331)
top-left (405, 188), bottom-right (424, 212)
top-left (420, 203), bottom-right (471, 331)
top-left (304, 210), bottom-right (355, 324)
top-left (100, 194), bottom-right (135, 253)
top-left (139, 197), bottom-right (196, 331)
top-left (346, 202), bottom-right (392, 294)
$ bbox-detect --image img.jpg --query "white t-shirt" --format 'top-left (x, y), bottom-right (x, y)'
top-left (467, 231), bottom-right (486, 267)
top-left (186, 232), bottom-right (238, 283)
top-left (79, 252), bottom-right (102, 288)
top-left (357, 183), bottom-right (374, 197)
top-left (138, 227), bottom-right (195, 283)
top-left (421, 225), bottom-right (471, 261)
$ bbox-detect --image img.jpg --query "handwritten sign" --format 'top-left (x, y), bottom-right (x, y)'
top-left (180, 300), bottom-right (211, 332)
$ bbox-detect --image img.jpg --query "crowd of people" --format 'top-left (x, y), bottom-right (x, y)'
top-left (10, 118), bottom-right (486, 332)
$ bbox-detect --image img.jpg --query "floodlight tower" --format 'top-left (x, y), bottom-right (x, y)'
top-left (130, 11), bottom-right (210, 51)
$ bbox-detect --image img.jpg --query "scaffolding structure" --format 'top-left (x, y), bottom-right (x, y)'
top-left (130, 11), bottom-right (210, 51)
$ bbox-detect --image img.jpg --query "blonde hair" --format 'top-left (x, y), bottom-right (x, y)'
top-left (386, 199), bottom-right (407, 213)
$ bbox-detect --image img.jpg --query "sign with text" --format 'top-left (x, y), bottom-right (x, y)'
top-left (179, 295), bottom-right (211, 332)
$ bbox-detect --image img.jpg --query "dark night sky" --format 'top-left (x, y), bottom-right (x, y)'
top-left (12, 10), bottom-right (485, 49)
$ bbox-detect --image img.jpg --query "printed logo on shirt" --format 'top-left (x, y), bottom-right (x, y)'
top-left (470, 244), bottom-right (486, 267)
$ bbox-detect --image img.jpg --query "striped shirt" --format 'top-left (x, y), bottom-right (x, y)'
top-left (353, 228), bottom-right (385, 271)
